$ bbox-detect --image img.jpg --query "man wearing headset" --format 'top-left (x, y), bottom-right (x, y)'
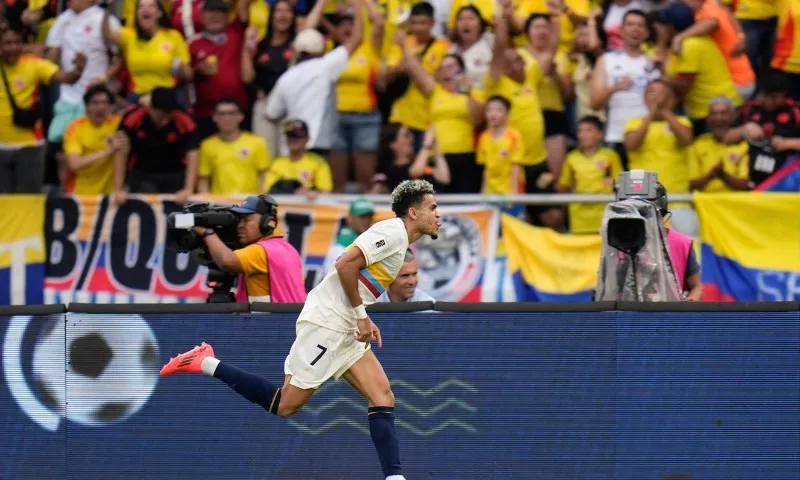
top-left (194, 194), bottom-right (306, 303)
top-left (656, 183), bottom-right (704, 302)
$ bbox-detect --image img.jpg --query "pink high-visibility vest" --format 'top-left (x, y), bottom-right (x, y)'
top-left (235, 237), bottom-right (306, 303)
top-left (667, 228), bottom-right (692, 290)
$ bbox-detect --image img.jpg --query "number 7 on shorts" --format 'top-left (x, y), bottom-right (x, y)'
top-left (310, 345), bottom-right (327, 366)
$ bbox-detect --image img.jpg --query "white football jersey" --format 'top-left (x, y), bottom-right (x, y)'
top-left (299, 218), bottom-right (409, 332)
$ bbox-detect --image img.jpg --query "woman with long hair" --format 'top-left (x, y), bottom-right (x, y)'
top-left (522, 13), bottom-right (572, 180)
top-left (397, 31), bottom-right (484, 193)
top-left (378, 123), bottom-right (451, 191)
top-left (241, 0), bottom-right (297, 159)
top-left (448, 5), bottom-right (494, 89)
top-left (102, 0), bottom-right (192, 103)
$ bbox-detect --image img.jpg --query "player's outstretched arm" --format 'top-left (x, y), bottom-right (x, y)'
top-left (335, 247), bottom-right (382, 347)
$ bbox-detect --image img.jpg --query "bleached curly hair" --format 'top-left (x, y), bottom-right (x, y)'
top-left (391, 180), bottom-right (435, 218)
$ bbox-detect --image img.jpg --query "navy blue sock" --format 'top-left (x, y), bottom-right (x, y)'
top-left (368, 406), bottom-right (402, 477)
top-left (214, 362), bottom-right (281, 415)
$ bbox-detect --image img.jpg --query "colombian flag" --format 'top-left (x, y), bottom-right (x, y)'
top-left (502, 214), bottom-right (601, 302)
top-left (696, 193), bottom-right (800, 302)
top-left (0, 195), bottom-right (46, 305)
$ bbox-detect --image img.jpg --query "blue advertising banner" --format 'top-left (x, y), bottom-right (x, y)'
top-left (0, 311), bottom-right (798, 479)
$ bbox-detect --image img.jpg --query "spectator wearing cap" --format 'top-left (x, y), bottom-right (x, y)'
top-left (195, 194), bottom-right (306, 303)
top-left (688, 95), bottom-right (750, 193)
top-left (321, 196), bottom-right (375, 278)
top-left (376, 250), bottom-right (435, 303)
top-left (0, 26), bottom-right (87, 194)
top-left (189, 0), bottom-right (249, 140)
top-left (44, 0), bottom-right (120, 147)
top-left (113, 87), bottom-right (199, 204)
top-left (654, 1), bottom-right (741, 135)
top-left (197, 97), bottom-right (271, 194)
top-left (102, 0), bottom-right (192, 102)
top-left (241, 0), bottom-right (298, 159)
top-left (264, 0), bottom-right (364, 157)
top-left (62, 85), bottom-right (122, 194)
top-left (725, 69), bottom-right (800, 188)
top-left (263, 119), bottom-right (333, 196)
top-left (329, 1), bottom-right (385, 193)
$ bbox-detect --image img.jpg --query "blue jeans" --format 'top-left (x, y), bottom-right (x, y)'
top-left (741, 17), bottom-right (778, 78)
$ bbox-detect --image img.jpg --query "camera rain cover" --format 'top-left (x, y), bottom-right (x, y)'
top-left (595, 198), bottom-right (683, 302)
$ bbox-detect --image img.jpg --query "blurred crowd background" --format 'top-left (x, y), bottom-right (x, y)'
top-left (0, 0), bottom-right (797, 238)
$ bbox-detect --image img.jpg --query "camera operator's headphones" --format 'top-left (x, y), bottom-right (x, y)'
top-left (255, 194), bottom-right (279, 236)
top-left (654, 182), bottom-right (669, 218)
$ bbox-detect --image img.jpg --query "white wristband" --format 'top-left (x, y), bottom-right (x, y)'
top-left (354, 304), bottom-right (367, 318)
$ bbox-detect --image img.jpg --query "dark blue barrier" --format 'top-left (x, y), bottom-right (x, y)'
top-left (0, 311), bottom-right (798, 480)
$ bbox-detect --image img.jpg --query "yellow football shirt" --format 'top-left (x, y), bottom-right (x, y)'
top-left (264, 152), bottom-right (334, 193)
top-left (726, 0), bottom-right (777, 20)
top-left (198, 132), bottom-right (271, 194)
top-left (667, 36), bottom-right (741, 119)
top-left (0, 56), bottom-right (59, 147)
top-left (484, 65), bottom-right (547, 166)
top-left (233, 240), bottom-right (275, 300)
top-left (477, 127), bottom-right (525, 194)
top-left (558, 147), bottom-right (622, 234)
top-left (624, 117), bottom-right (693, 194)
top-left (430, 84), bottom-right (483, 154)
top-left (337, 42), bottom-right (380, 112)
top-left (63, 115), bottom-right (122, 194)
top-left (118, 26), bottom-right (190, 94)
top-left (688, 133), bottom-right (749, 192)
top-left (388, 36), bottom-right (451, 131)
top-left (520, 49), bottom-right (573, 112)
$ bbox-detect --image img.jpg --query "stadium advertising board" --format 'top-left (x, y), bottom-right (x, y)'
top-left (42, 195), bottom-right (500, 304)
top-left (1, 311), bottom-right (798, 479)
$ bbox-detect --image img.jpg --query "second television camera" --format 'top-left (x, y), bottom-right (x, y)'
top-left (595, 170), bottom-right (683, 302)
top-left (167, 202), bottom-right (242, 303)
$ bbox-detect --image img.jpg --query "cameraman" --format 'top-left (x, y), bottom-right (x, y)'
top-left (656, 183), bottom-right (703, 302)
top-left (194, 195), bottom-right (307, 303)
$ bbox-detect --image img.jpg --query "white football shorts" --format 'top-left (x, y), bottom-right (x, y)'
top-left (284, 320), bottom-right (371, 390)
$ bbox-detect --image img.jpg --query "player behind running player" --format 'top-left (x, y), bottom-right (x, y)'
top-left (160, 179), bottom-right (441, 480)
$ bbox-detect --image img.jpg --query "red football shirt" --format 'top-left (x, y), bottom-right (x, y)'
top-left (189, 21), bottom-right (249, 118)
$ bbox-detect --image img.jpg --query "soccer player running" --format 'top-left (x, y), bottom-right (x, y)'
top-left (161, 179), bottom-right (441, 480)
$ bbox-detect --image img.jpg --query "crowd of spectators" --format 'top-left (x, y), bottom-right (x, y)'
top-left (0, 0), bottom-right (796, 235)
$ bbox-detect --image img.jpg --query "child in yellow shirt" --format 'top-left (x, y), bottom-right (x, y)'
top-left (477, 96), bottom-right (525, 194)
top-left (557, 116), bottom-right (623, 234)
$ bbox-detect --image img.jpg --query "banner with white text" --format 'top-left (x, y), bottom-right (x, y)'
top-left (42, 196), bottom-right (501, 304)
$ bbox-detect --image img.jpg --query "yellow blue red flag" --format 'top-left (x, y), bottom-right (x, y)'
top-left (696, 192), bottom-right (800, 301)
top-left (0, 195), bottom-right (46, 305)
top-left (502, 214), bottom-right (601, 302)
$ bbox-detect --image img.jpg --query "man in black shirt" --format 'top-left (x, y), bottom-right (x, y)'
top-left (113, 88), bottom-right (199, 205)
top-left (725, 69), bottom-right (800, 187)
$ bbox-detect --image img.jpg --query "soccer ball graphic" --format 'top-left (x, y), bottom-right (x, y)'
top-left (32, 315), bottom-right (160, 427)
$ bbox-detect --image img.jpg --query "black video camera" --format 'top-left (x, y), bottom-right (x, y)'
top-left (166, 202), bottom-right (243, 303)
